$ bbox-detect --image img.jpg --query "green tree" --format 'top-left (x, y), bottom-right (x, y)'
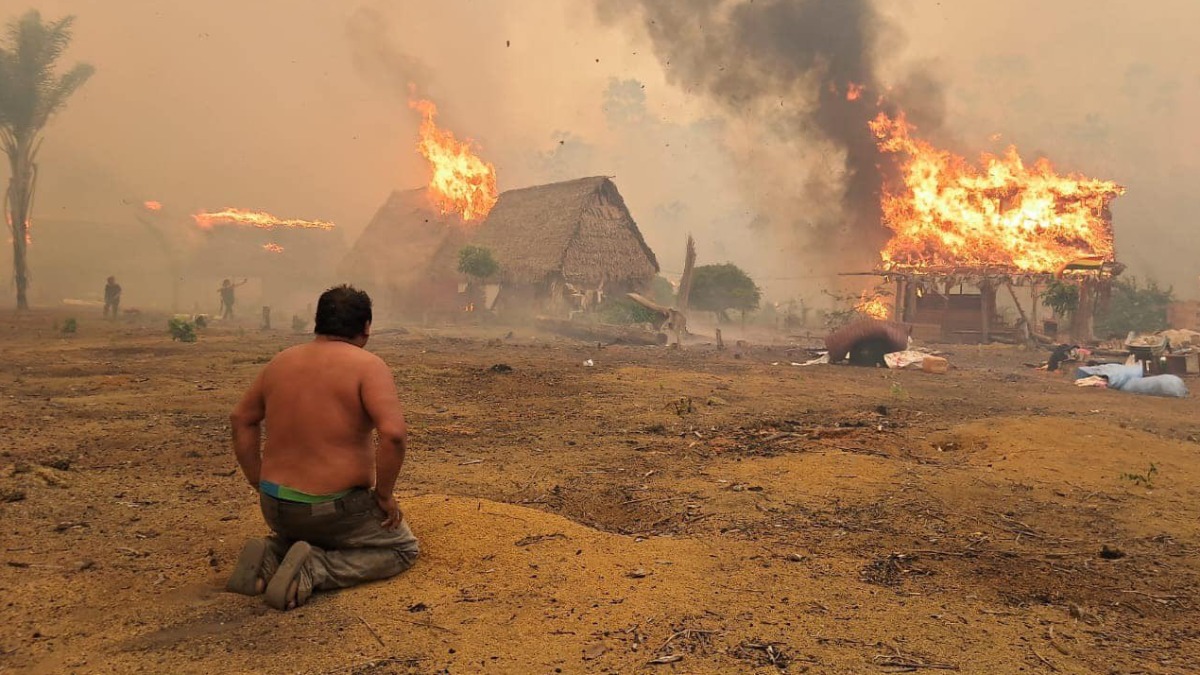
top-left (1095, 277), bottom-right (1174, 337)
top-left (457, 245), bottom-right (499, 280)
top-left (1040, 280), bottom-right (1079, 319)
top-left (0, 10), bottom-right (94, 309)
top-left (647, 275), bottom-right (675, 306)
top-left (690, 263), bottom-right (761, 323)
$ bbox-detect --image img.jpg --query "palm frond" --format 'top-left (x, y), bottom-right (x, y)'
top-left (0, 10), bottom-right (90, 138)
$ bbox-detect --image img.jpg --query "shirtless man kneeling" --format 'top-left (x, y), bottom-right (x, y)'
top-left (225, 285), bottom-right (418, 610)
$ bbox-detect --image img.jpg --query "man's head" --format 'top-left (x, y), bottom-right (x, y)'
top-left (314, 285), bottom-right (373, 345)
top-left (107, 276), bottom-right (115, 284)
top-left (222, 279), bottom-right (231, 287)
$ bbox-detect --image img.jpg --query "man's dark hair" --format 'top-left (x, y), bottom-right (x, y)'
top-left (314, 285), bottom-right (372, 339)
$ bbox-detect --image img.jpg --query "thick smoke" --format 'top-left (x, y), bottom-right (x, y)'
top-left (345, 6), bottom-right (433, 98)
top-left (595, 0), bottom-right (943, 274)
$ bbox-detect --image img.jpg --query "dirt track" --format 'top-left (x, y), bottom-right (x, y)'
top-left (2, 312), bottom-right (1199, 674)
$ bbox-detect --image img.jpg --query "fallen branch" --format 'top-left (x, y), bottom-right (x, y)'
top-left (319, 656), bottom-right (423, 674)
top-left (621, 495), bottom-right (688, 506)
top-left (354, 612), bottom-right (386, 648)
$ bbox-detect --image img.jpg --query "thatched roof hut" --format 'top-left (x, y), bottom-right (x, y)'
top-left (338, 189), bottom-right (467, 313)
top-left (341, 176), bottom-right (658, 315)
top-left (471, 176), bottom-right (658, 288)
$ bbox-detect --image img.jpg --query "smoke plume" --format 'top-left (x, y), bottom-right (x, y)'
top-left (595, 0), bottom-right (943, 273)
top-left (345, 6), bottom-right (433, 98)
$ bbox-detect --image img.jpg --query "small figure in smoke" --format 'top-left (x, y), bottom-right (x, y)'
top-left (219, 278), bottom-right (248, 320)
top-left (103, 276), bottom-right (122, 319)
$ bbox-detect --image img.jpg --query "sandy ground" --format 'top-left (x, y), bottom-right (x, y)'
top-left (2, 311), bottom-right (1199, 674)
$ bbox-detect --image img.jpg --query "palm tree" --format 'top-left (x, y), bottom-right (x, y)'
top-left (0, 10), bottom-right (93, 309)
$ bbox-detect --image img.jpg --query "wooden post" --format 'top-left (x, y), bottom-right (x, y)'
top-left (1004, 282), bottom-right (1034, 347)
top-left (904, 278), bottom-right (917, 323)
top-left (1074, 280), bottom-right (1095, 342)
top-left (715, 328), bottom-right (725, 350)
top-left (894, 278), bottom-right (905, 322)
top-left (980, 279), bottom-right (993, 344)
top-left (262, 306), bottom-right (271, 330)
top-left (1030, 283), bottom-right (1040, 332)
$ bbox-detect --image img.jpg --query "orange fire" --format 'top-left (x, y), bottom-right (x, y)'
top-left (409, 98), bottom-right (498, 222)
top-left (262, 243), bottom-right (284, 254)
top-left (870, 113), bottom-right (1124, 273)
top-left (143, 200), bottom-right (163, 212)
top-left (846, 83), bottom-right (864, 101)
top-left (192, 208), bottom-right (335, 231)
top-left (854, 291), bottom-right (890, 320)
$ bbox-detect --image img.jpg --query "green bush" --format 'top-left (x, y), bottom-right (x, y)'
top-left (61, 317), bottom-right (77, 334)
top-left (597, 297), bottom-right (662, 325)
top-left (1096, 278), bottom-right (1173, 337)
top-left (458, 245), bottom-right (500, 279)
top-left (648, 275), bottom-right (675, 306)
top-left (690, 263), bottom-right (761, 323)
top-left (168, 317), bottom-right (197, 343)
top-left (1041, 281), bottom-right (1079, 319)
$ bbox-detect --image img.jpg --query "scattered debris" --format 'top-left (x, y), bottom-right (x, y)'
top-left (738, 641), bottom-right (792, 670)
top-left (627, 568), bottom-right (650, 578)
top-left (921, 355), bottom-right (949, 374)
top-left (872, 644), bottom-right (958, 671)
top-left (861, 553), bottom-right (930, 587)
top-left (1099, 545), bottom-right (1126, 560)
top-left (488, 363), bottom-right (513, 374)
top-left (39, 456), bottom-right (72, 471)
top-left (1, 488), bottom-right (26, 503)
top-left (582, 643), bottom-right (608, 660)
top-left (647, 654), bottom-right (682, 664)
top-left (514, 533), bottom-right (567, 547)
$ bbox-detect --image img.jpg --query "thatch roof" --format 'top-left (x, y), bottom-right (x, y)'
top-left (338, 189), bottom-right (466, 290)
top-left (471, 176), bottom-right (658, 287)
top-left (342, 177), bottom-right (659, 296)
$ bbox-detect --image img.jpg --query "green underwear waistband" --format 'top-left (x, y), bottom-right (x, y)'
top-left (260, 480), bottom-right (353, 504)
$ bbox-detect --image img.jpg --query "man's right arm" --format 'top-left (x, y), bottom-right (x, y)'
top-left (361, 357), bottom-right (407, 527)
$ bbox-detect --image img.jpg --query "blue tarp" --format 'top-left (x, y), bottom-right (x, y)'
top-left (1075, 364), bottom-right (1189, 398)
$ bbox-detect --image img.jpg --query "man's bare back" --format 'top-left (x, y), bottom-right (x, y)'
top-left (255, 340), bottom-right (393, 493)
top-left (227, 285), bottom-right (415, 611)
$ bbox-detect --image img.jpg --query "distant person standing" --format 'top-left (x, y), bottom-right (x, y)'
top-left (219, 278), bottom-right (248, 320)
top-left (103, 276), bottom-right (122, 318)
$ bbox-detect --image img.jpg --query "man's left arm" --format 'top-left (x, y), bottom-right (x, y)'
top-left (230, 370), bottom-right (267, 488)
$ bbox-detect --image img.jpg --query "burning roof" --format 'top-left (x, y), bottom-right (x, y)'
top-left (870, 112), bottom-right (1124, 276)
top-left (192, 208), bottom-right (335, 231)
top-left (409, 98), bottom-right (498, 222)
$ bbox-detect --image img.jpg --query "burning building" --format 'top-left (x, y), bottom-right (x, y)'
top-left (470, 176), bottom-right (659, 311)
top-left (341, 176), bottom-right (659, 319)
top-left (184, 208), bottom-right (345, 316)
top-left (337, 188), bottom-right (469, 317)
top-left (340, 97), bottom-right (658, 320)
top-left (861, 113), bottom-right (1125, 343)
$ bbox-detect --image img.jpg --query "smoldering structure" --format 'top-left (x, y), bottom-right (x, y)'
top-left (341, 176), bottom-right (659, 319)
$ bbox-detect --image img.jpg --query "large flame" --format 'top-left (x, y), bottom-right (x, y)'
top-left (192, 208), bottom-right (335, 231)
top-left (262, 243), bottom-right (284, 254)
top-left (870, 113), bottom-right (1124, 273)
top-left (409, 98), bottom-right (498, 222)
top-left (143, 200), bottom-right (163, 212)
top-left (854, 291), bottom-right (890, 320)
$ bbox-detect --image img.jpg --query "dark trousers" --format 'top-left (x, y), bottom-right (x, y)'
top-left (259, 488), bottom-right (419, 591)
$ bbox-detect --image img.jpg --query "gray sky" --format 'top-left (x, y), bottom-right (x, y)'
top-left (4, 0), bottom-right (1198, 299)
